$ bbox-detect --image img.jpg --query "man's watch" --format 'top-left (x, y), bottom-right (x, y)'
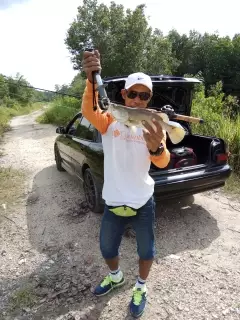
top-left (149, 143), bottom-right (165, 156)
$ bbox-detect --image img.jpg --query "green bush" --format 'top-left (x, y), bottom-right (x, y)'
top-left (191, 81), bottom-right (240, 173)
top-left (0, 108), bottom-right (11, 135)
top-left (37, 96), bottom-right (81, 125)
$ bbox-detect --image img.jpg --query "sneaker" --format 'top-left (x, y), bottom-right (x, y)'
top-left (129, 287), bottom-right (147, 318)
top-left (93, 274), bottom-right (125, 297)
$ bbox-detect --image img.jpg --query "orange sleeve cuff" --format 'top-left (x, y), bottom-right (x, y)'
top-left (150, 136), bottom-right (170, 169)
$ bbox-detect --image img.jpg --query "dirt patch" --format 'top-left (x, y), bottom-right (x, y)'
top-left (0, 111), bottom-right (239, 320)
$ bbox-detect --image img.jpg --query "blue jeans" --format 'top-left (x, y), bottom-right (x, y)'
top-left (100, 196), bottom-right (156, 260)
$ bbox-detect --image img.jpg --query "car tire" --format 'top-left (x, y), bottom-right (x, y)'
top-left (83, 168), bottom-right (103, 213)
top-left (54, 144), bottom-right (66, 172)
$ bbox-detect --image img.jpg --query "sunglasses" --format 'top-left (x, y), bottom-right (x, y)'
top-left (126, 90), bottom-right (151, 101)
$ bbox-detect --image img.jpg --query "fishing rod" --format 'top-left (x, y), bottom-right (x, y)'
top-left (157, 105), bottom-right (204, 124)
top-left (85, 48), bottom-right (204, 124)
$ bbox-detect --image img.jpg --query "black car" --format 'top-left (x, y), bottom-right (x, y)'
top-left (54, 75), bottom-right (232, 213)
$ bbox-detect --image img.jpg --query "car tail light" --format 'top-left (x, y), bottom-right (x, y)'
top-left (216, 153), bottom-right (229, 164)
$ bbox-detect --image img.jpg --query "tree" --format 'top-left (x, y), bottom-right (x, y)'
top-left (68, 73), bottom-right (86, 97)
top-left (64, 0), bottom-right (240, 99)
top-left (65, 0), bottom-right (175, 76)
top-left (0, 75), bottom-right (9, 99)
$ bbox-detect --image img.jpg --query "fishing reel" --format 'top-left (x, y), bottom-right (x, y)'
top-left (159, 105), bottom-right (175, 118)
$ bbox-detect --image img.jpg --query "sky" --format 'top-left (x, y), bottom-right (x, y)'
top-left (0, 0), bottom-right (239, 90)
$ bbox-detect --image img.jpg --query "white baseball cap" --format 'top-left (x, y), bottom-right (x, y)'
top-left (124, 72), bottom-right (153, 92)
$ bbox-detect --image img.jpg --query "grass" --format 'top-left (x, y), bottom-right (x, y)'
top-left (9, 286), bottom-right (37, 311)
top-left (0, 102), bottom-right (45, 136)
top-left (0, 167), bottom-right (26, 212)
top-left (223, 173), bottom-right (240, 195)
top-left (37, 96), bottom-right (81, 125)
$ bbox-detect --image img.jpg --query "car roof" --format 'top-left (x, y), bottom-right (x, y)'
top-left (103, 74), bottom-right (201, 84)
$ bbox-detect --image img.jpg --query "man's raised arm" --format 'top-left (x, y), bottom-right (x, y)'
top-left (81, 50), bottom-right (114, 135)
top-left (81, 79), bottom-right (114, 134)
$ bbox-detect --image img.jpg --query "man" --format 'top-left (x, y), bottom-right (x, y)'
top-left (82, 50), bottom-right (170, 318)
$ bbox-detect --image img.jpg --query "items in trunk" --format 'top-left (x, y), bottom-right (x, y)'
top-left (166, 147), bottom-right (197, 169)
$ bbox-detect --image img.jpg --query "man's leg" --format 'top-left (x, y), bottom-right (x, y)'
top-left (129, 196), bottom-right (156, 317)
top-left (94, 205), bottom-right (126, 296)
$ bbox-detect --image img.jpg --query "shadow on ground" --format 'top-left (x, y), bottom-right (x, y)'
top-left (0, 164), bottom-right (220, 320)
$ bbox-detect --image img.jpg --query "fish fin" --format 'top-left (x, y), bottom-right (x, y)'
top-left (155, 112), bottom-right (169, 123)
top-left (167, 126), bottom-right (186, 144)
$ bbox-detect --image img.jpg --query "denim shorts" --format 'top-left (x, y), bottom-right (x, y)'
top-left (100, 196), bottom-right (156, 260)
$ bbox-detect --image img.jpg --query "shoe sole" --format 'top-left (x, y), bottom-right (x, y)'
top-left (94, 278), bottom-right (126, 297)
top-left (130, 309), bottom-right (145, 318)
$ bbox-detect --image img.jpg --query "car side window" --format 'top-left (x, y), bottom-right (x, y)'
top-left (73, 116), bottom-right (94, 141)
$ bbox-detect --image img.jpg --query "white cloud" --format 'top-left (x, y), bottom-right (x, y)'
top-left (0, 0), bottom-right (239, 90)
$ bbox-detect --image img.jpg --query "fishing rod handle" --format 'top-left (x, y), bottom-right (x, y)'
top-left (174, 114), bottom-right (204, 124)
top-left (85, 47), bottom-right (110, 110)
top-left (84, 48), bottom-right (100, 81)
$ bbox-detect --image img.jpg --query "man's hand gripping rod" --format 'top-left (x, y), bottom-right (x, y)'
top-left (85, 48), bottom-right (110, 112)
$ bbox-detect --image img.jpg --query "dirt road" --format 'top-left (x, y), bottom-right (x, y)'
top-left (0, 111), bottom-right (240, 320)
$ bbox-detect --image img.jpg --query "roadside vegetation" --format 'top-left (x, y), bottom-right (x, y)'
top-left (0, 73), bottom-right (51, 136)
top-left (191, 81), bottom-right (240, 193)
top-left (36, 73), bottom-right (84, 125)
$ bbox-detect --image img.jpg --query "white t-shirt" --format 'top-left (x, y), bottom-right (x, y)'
top-left (102, 121), bottom-right (155, 209)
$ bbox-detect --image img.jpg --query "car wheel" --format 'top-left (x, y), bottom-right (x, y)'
top-left (54, 144), bottom-right (66, 172)
top-left (83, 168), bottom-right (103, 213)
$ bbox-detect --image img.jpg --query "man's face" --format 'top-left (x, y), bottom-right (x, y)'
top-left (121, 84), bottom-right (152, 108)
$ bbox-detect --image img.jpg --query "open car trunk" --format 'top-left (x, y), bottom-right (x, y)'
top-left (104, 77), bottom-right (229, 173)
top-left (150, 133), bottom-right (229, 172)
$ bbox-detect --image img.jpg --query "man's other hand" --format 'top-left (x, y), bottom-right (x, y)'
top-left (142, 119), bottom-right (164, 153)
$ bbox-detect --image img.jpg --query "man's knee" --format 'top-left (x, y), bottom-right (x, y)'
top-left (137, 239), bottom-right (156, 260)
top-left (100, 206), bottom-right (124, 259)
top-left (100, 239), bottom-right (119, 259)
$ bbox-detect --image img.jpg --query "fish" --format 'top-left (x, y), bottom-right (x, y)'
top-left (108, 103), bottom-right (186, 144)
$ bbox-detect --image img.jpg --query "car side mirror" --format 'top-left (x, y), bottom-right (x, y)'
top-left (56, 126), bottom-right (66, 134)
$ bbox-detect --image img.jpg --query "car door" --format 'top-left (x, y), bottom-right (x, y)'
top-left (70, 116), bottom-right (95, 178)
top-left (56, 129), bottom-right (75, 174)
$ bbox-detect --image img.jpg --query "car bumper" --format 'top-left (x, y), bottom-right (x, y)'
top-left (153, 164), bottom-right (232, 201)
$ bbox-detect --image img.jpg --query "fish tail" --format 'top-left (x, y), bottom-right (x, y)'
top-left (165, 122), bottom-right (186, 144)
